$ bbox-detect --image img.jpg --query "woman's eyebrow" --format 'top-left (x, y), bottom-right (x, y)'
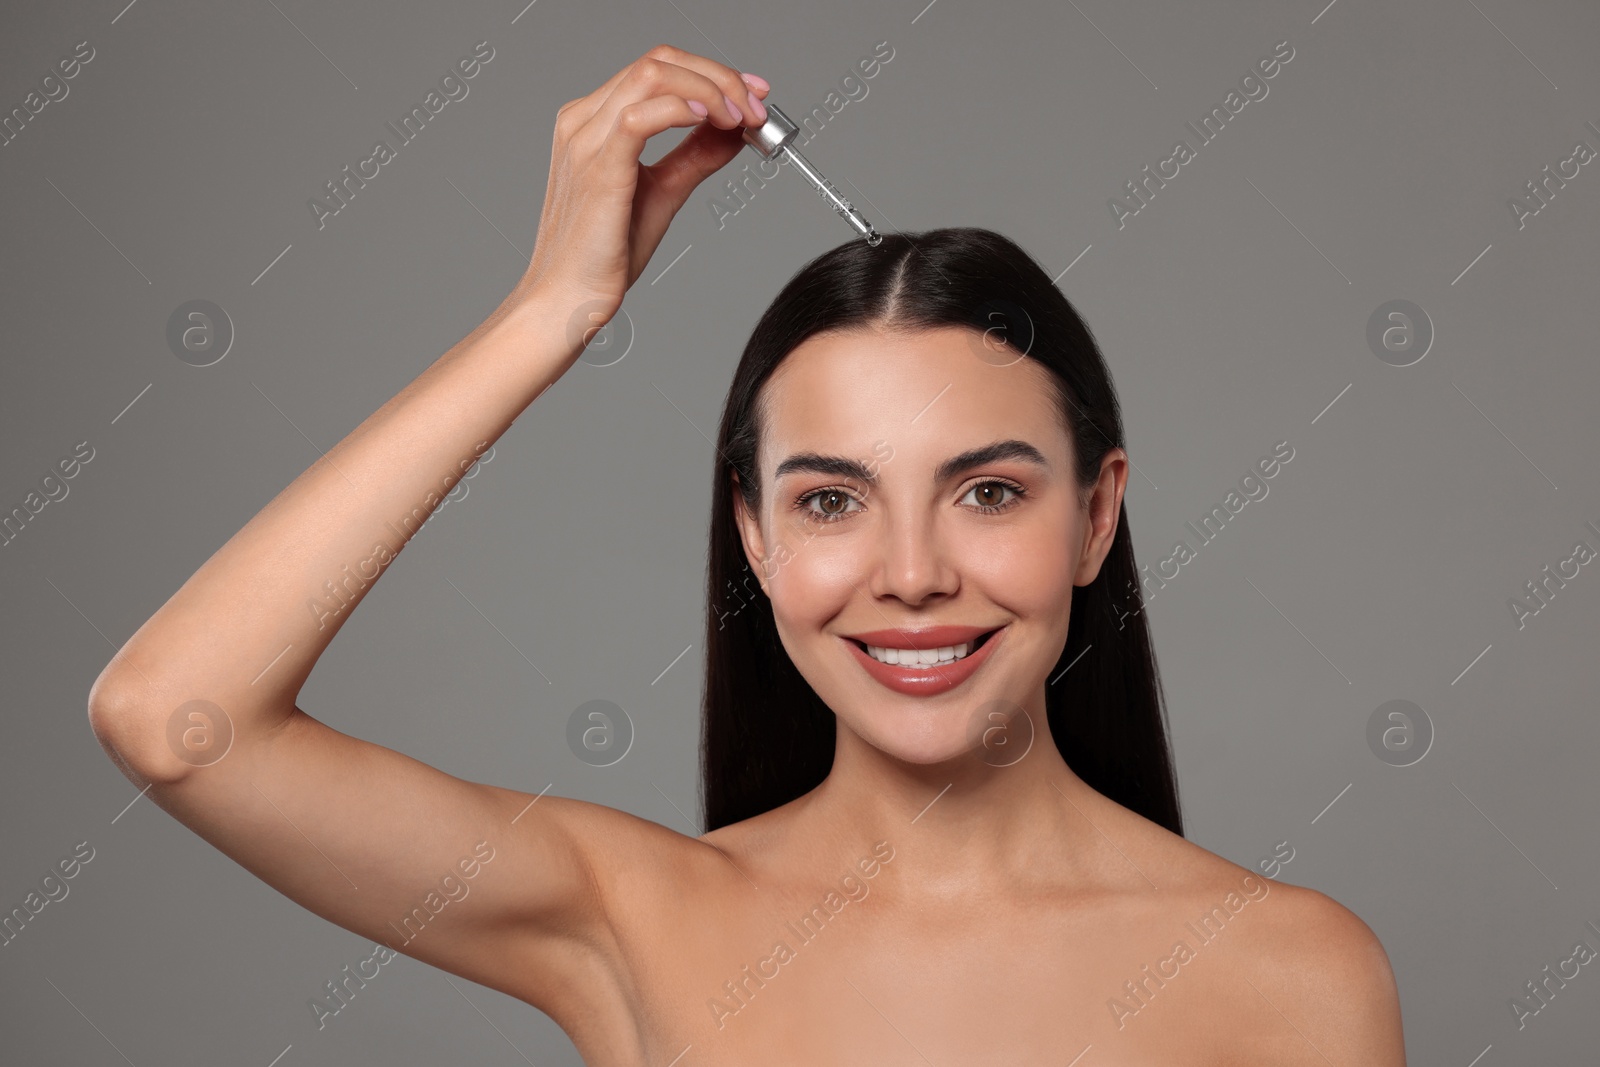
top-left (772, 439), bottom-right (1049, 485)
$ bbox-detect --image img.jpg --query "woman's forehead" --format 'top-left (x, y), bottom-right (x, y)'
top-left (757, 325), bottom-right (1068, 471)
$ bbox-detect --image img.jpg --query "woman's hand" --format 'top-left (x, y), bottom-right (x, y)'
top-left (517, 44), bottom-right (770, 327)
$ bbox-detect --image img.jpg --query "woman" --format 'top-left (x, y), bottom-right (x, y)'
top-left (87, 44), bottom-right (1405, 1064)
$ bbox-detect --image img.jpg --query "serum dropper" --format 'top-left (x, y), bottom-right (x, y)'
top-left (741, 101), bottom-right (883, 246)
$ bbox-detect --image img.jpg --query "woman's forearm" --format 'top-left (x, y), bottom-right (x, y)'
top-left (89, 284), bottom-right (582, 743)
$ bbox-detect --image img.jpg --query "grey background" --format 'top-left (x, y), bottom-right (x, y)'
top-left (2, 0), bottom-right (1597, 1062)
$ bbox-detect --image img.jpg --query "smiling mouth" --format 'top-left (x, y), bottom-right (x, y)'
top-left (847, 628), bottom-right (1002, 667)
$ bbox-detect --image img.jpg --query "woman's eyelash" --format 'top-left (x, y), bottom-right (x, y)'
top-left (792, 479), bottom-right (1028, 524)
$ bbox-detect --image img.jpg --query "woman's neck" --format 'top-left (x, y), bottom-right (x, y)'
top-left (791, 718), bottom-right (1133, 906)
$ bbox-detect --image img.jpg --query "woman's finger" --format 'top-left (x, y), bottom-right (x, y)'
top-left (592, 93), bottom-right (721, 191)
top-left (555, 60), bottom-right (637, 131)
top-left (642, 118), bottom-right (750, 208)
top-left (574, 46), bottom-right (764, 148)
top-left (590, 58), bottom-right (742, 149)
top-left (631, 43), bottom-right (768, 125)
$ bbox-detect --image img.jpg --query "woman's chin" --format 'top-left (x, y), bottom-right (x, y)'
top-left (846, 717), bottom-right (986, 768)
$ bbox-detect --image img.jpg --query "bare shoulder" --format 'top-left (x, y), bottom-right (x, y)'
top-left (1216, 872), bottom-right (1407, 1064)
top-left (1250, 881), bottom-right (1405, 1045)
top-left (1092, 810), bottom-right (1406, 1063)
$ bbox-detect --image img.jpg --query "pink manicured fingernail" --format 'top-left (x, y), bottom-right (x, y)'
top-left (746, 89), bottom-right (767, 123)
top-left (688, 98), bottom-right (708, 117)
top-left (723, 94), bottom-right (743, 124)
top-left (740, 71), bottom-right (769, 91)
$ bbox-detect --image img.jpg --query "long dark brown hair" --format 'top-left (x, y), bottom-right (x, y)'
top-left (700, 227), bottom-right (1183, 837)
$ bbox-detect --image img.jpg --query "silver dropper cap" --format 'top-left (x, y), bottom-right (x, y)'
top-left (741, 100), bottom-right (801, 159)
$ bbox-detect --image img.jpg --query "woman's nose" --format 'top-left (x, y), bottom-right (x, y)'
top-left (867, 512), bottom-right (959, 606)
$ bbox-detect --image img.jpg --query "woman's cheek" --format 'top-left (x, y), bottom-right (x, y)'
top-left (767, 538), bottom-right (860, 638)
top-left (772, 538), bottom-right (849, 610)
top-left (971, 525), bottom-right (1075, 608)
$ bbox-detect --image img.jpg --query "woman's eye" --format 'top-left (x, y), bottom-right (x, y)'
top-left (961, 480), bottom-right (1021, 511)
top-left (801, 489), bottom-right (860, 521)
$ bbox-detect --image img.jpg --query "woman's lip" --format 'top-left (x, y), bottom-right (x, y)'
top-left (843, 626), bottom-right (1006, 697)
top-left (844, 624), bottom-right (996, 649)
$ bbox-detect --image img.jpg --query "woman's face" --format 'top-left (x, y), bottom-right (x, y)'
top-left (733, 323), bottom-right (1126, 766)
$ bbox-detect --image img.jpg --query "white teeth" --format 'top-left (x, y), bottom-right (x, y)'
top-left (866, 641), bottom-right (970, 667)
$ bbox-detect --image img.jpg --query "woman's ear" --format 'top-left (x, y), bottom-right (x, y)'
top-left (1074, 448), bottom-right (1128, 587)
top-left (731, 474), bottom-right (771, 596)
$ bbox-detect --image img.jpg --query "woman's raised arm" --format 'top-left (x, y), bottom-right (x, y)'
top-left (85, 45), bottom-right (770, 1011)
